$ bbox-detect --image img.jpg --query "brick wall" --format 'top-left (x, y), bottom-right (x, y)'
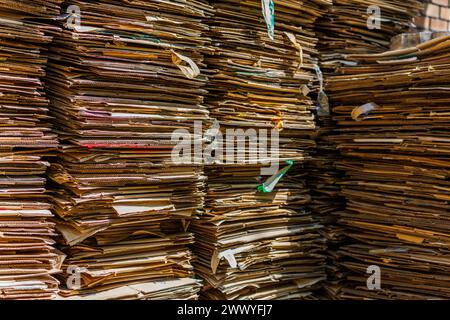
top-left (415, 0), bottom-right (450, 31)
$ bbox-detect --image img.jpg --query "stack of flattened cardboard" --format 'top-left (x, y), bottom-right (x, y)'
top-left (0, 1), bottom-right (62, 300)
top-left (315, 0), bottom-right (422, 73)
top-left (194, 165), bottom-right (326, 300)
top-left (307, 117), bottom-right (346, 299)
top-left (56, 277), bottom-right (202, 300)
top-left (313, 0), bottom-right (422, 299)
top-left (45, 0), bottom-right (213, 299)
top-left (327, 34), bottom-right (450, 299)
top-left (192, 0), bottom-right (329, 300)
top-left (0, 0), bottom-right (62, 19)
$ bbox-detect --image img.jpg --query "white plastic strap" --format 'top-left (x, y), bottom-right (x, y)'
top-left (285, 32), bottom-right (303, 70)
top-left (171, 50), bottom-right (200, 79)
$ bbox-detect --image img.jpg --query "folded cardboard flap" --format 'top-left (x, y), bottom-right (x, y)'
top-left (45, 0), bottom-right (213, 300)
top-left (0, 0), bottom-right (63, 300)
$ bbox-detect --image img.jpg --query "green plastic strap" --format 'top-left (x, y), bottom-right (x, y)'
top-left (261, 0), bottom-right (275, 40)
top-left (257, 160), bottom-right (294, 193)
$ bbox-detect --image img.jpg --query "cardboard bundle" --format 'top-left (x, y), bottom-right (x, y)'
top-left (50, 155), bottom-right (205, 298)
top-left (327, 34), bottom-right (450, 299)
top-left (45, 0), bottom-right (213, 299)
top-left (315, 0), bottom-right (422, 73)
top-left (0, 1), bottom-right (62, 300)
top-left (56, 277), bottom-right (202, 300)
top-left (192, 0), bottom-right (329, 300)
top-left (307, 118), bottom-right (346, 299)
top-left (313, 0), bottom-right (422, 299)
top-left (207, 0), bottom-right (330, 134)
top-left (0, 0), bottom-right (62, 19)
top-left (193, 165), bottom-right (326, 300)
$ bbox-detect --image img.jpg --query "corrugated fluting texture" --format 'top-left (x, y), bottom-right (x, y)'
top-left (191, 0), bottom-right (331, 300)
top-left (45, 0), bottom-right (213, 300)
top-left (0, 0), bottom-right (63, 300)
top-left (327, 35), bottom-right (450, 299)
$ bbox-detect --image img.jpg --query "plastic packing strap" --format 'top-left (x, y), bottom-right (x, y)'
top-left (257, 160), bottom-right (294, 193)
top-left (284, 32), bottom-right (303, 71)
top-left (313, 64), bottom-right (330, 117)
top-left (261, 0), bottom-right (275, 40)
top-left (218, 249), bottom-right (238, 269)
top-left (170, 50), bottom-right (200, 79)
top-left (313, 64), bottom-right (324, 92)
top-left (419, 32), bottom-right (437, 45)
top-left (351, 102), bottom-right (380, 121)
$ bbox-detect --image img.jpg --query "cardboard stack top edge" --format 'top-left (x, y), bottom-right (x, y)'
top-left (45, 0), bottom-right (213, 300)
top-left (0, 0), bottom-right (63, 300)
top-left (327, 34), bottom-right (450, 299)
top-left (316, 0), bottom-right (423, 73)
